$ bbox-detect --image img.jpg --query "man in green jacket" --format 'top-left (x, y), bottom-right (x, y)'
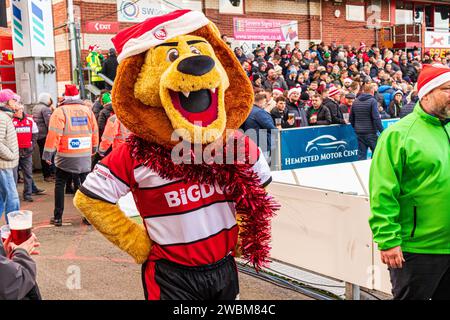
top-left (369, 64), bottom-right (450, 300)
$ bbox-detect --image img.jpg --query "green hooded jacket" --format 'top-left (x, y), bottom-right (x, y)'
top-left (369, 103), bottom-right (450, 253)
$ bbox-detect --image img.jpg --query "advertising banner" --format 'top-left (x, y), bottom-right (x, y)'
top-left (424, 31), bottom-right (450, 49)
top-left (11, 0), bottom-right (54, 58)
top-left (280, 125), bottom-right (358, 170)
top-left (233, 18), bottom-right (298, 42)
top-left (117, 0), bottom-right (201, 23)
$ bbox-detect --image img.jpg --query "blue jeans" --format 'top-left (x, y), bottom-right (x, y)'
top-left (357, 133), bottom-right (379, 160)
top-left (0, 168), bottom-right (20, 223)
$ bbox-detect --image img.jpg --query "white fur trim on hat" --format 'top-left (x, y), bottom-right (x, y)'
top-left (117, 11), bottom-right (210, 63)
top-left (418, 71), bottom-right (450, 100)
top-left (288, 87), bottom-right (302, 97)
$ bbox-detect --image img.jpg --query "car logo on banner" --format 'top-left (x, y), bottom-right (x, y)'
top-left (305, 135), bottom-right (348, 153)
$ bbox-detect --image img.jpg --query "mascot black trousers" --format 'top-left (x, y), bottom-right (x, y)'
top-left (141, 254), bottom-right (239, 300)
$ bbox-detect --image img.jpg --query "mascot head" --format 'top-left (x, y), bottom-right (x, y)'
top-left (111, 10), bottom-right (253, 146)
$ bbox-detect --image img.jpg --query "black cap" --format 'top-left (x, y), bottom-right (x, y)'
top-left (345, 93), bottom-right (356, 99)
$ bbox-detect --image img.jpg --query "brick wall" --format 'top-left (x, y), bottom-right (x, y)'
top-left (321, 0), bottom-right (391, 47)
top-left (47, 0), bottom-right (433, 92)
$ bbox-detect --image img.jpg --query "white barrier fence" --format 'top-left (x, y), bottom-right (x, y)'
top-left (269, 162), bottom-right (392, 295)
top-left (118, 160), bottom-right (392, 297)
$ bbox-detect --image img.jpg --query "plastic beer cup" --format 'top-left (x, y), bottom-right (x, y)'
top-left (275, 118), bottom-right (282, 129)
top-left (343, 113), bottom-right (350, 123)
top-left (295, 116), bottom-right (301, 127)
top-left (7, 210), bottom-right (32, 245)
top-left (288, 113), bottom-right (295, 125)
top-left (1, 225), bottom-right (10, 243)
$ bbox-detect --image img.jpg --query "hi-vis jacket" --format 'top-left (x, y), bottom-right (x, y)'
top-left (98, 114), bottom-right (130, 156)
top-left (43, 101), bottom-right (99, 174)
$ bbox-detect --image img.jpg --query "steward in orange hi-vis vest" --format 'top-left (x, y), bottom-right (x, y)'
top-left (43, 85), bottom-right (99, 226)
top-left (98, 114), bottom-right (131, 156)
top-left (43, 87), bottom-right (99, 174)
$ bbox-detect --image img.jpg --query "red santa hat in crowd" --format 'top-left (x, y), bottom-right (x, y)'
top-left (417, 64), bottom-right (450, 100)
top-left (287, 87), bottom-right (302, 98)
top-left (358, 42), bottom-right (366, 52)
top-left (328, 85), bottom-right (341, 97)
top-left (273, 88), bottom-right (284, 95)
top-left (64, 84), bottom-right (80, 100)
top-left (88, 44), bottom-right (99, 52)
top-left (111, 10), bottom-right (210, 63)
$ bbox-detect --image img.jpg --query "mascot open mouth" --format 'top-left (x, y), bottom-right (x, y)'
top-left (169, 88), bottom-right (219, 126)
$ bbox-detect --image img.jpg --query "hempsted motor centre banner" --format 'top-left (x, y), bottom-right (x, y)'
top-left (279, 119), bottom-right (399, 170)
top-left (280, 125), bottom-right (359, 170)
top-left (233, 18), bottom-right (298, 42)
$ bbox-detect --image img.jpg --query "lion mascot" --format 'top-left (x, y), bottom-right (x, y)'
top-left (74, 10), bottom-right (278, 300)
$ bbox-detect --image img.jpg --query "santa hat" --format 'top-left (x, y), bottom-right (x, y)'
top-left (288, 87), bottom-right (301, 97)
top-left (343, 78), bottom-right (353, 85)
top-left (417, 64), bottom-right (450, 100)
top-left (88, 44), bottom-right (99, 52)
top-left (64, 84), bottom-right (80, 100)
top-left (328, 86), bottom-right (341, 97)
top-left (272, 88), bottom-right (284, 95)
top-left (112, 10), bottom-right (210, 63)
top-left (358, 42), bottom-right (366, 51)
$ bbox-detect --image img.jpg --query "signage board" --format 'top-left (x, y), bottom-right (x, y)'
top-left (117, 0), bottom-right (201, 23)
top-left (280, 125), bottom-right (358, 170)
top-left (233, 18), bottom-right (298, 42)
top-left (85, 21), bottom-right (119, 34)
top-left (11, 0), bottom-right (55, 58)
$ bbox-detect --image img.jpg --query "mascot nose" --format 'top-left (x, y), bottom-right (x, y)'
top-left (177, 55), bottom-right (215, 76)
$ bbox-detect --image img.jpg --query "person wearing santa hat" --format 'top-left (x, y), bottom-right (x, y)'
top-left (43, 85), bottom-right (99, 226)
top-left (86, 44), bottom-right (105, 90)
top-left (285, 87), bottom-right (308, 128)
top-left (369, 63), bottom-right (450, 300)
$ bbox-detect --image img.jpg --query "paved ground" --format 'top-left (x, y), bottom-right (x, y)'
top-left (2, 173), bottom-right (312, 300)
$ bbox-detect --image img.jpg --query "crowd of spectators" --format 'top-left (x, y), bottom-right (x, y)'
top-left (237, 40), bottom-right (444, 128)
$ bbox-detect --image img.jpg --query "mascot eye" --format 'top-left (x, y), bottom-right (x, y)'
top-left (166, 49), bottom-right (179, 62)
top-left (190, 46), bottom-right (201, 55)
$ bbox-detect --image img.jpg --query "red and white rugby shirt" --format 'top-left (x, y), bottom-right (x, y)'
top-left (80, 139), bottom-right (272, 267)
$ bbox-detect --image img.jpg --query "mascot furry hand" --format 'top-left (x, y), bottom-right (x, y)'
top-left (74, 10), bottom-right (279, 300)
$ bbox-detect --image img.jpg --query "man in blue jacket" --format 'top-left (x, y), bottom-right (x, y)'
top-left (241, 92), bottom-right (276, 161)
top-left (349, 83), bottom-right (384, 160)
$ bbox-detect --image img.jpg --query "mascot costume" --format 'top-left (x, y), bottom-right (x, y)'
top-left (74, 10), bottom-right (279, 300)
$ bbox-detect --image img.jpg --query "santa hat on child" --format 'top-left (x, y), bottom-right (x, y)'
top-left (112, 10), bottom-right (210, 63)
top-left (417, 64), bottom-right (450, 99)
top-left (64, 84), bottom-right (80, 100)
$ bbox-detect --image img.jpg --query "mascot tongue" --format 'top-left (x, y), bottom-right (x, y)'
top-left (169, 89), bottom-right (218, 126)
top-left (129, 134), bottom-right (280, 270)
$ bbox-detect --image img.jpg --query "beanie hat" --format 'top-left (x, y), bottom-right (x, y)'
top-left (0, 89), bottom-right (20, 103)
top-left (324, 52), bottom-right (331, 59)
top-left (112, 10), bottom-right (210, 63)
top-left (328, 86), bottom-right (341, 97)
top-left (64, 84), bottom-right (80, 100)
top-left (417, 64), bottom-right (450, 99)
top-left (102, 92), bottom-right (112, 104)
top-left (288, 87), bottom-right (301, 97)
top-left (394, 90), bottom-right (403, 97)
top-left (38, 92), bottom-right (53, 105)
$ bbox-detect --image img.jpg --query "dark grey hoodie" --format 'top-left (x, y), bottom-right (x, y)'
top-left (0, 240), bottom-right (37, 300)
